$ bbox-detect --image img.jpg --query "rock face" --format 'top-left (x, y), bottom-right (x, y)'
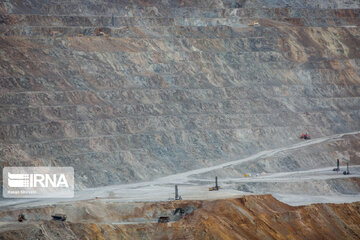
top-left (1, 195), bottom-right (360, 240)
top-left (1, 0), bottom-right (360, 187)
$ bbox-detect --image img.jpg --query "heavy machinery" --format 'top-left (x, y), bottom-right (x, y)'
top-left (18, 214), bottom-right (26, 222)
top-left (248, 20), bottom-right (260, 26)
top-left (175, 185), bottom-right (182, 200)
top-left (343, 163), bottom-right (350, 175)
top-left (158, 216), bottom-right (170, 223)
top-left (333, 159), bottom-right (340, 172)
top-left (51, 214), bottom-right (67, 221)
top-left (300, 133), bottom-right (311, 140)
top-left (174, 208), bottom-right (185, 216)
top-left (209, 176), bottom-right (221, 191)
top-left (95, 28), bottom-right (108, 37)
top-left (97, 31), bottom-right (107, 36)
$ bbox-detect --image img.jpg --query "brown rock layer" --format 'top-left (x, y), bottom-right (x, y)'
top-left (1, 195), bottom-right (360, 239)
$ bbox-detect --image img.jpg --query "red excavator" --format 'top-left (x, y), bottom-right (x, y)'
top-left (300, 133), bottom-right (311, 140)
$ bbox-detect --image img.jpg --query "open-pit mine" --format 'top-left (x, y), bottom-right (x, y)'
top-left (0, 0), bottom-right (360, 239)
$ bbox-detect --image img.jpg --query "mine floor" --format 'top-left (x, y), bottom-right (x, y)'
top-left (1, 130), bottom-right (359, 211)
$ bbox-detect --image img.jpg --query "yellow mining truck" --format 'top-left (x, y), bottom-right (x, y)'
top-left (248, 20), bottom-right (260, 26)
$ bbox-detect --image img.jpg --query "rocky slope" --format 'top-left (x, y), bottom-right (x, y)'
top-left (0, 195), bottom-right (360, 240)
top-left (1, 0), bottom-right (359, 188)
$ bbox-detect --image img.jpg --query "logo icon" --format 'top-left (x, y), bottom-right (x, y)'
top-left (8, 173), bottom-right (30, 188)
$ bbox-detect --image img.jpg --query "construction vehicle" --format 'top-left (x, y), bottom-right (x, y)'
top-left (175, 185), bottom-right (182, 200)
top-left (97, 31), bottom-right (108, 37)
top-left (300, 133), bottom-right (311, 140)
top-left (94, 28), bottom-right (108, 37)
top-left (50, 30), bottom-right (60, 36)
top-left (248, 20), bottom-right (260, 27)
top-left (174, 208), bottom-right (185, 216)
top-left (209, 176), bottom-right (221, 191)
top-left (158, 216), bottom-right (170, 223)
top-left (343, 163), bottom-right (350, 175)
top-left (333, 159), bottom-right (340, 172)
top-left (51, 214), bottom-right (67, 221)
top-left (18, 214), bottom-right (26, 222)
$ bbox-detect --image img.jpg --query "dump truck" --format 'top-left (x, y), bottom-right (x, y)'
top-left (158, 216), bottom-right (170, 223)
top-left (94, 27), bottom-right (109, 37)
top-left (248, 20), bottom-right (260, 26)
top-left (51, 214), bottom-right (67, 221)
top-left (174, 208), bottom-right (185, 216)
top-left (18, 214), bottom-right (26, 222)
